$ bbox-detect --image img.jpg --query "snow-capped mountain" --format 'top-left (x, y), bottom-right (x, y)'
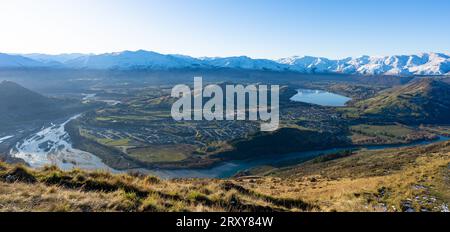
top-left (342, 53), bottom-right (450, 76)
top-left (64, 50), bottom-right (207, 70)
top-left (407, 53), bottom-right (450, 75)
top-left (1, 50), bottom-right (449, 76)
top-left (201, 56), bottom-right (288, 71)
top-left (279, 53), bottom-right (450, 76)
top-left (64, 52), bottom-right (286, 71)
top-left (277, 56), bottom-right (339, 73)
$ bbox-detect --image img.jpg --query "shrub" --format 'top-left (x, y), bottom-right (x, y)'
top-left (144, 175), bottom-right (160, 185)
top-left (1, 166), bottom-right (37, 183)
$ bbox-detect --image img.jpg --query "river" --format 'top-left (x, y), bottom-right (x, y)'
top-left (10, 115), bottom-right (114, 171)
top-left (0, 135), bottom-right (14, 144)
top-left (147, 135), bottom-right (450, 179)
top-left (10, 114), bottom-right (450, 179)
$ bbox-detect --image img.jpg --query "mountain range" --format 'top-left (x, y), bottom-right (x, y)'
top-left (0, 50), bottom-right (449, 76)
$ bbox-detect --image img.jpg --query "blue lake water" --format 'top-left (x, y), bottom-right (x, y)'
top-left (290, 89), bottom-right (351, 106)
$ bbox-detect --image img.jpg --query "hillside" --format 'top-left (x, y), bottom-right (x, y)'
top-left (0, 81), bottom-right (60, 122)
top-left (0, 140), bottom-right (448, 212)
top-left (349, 79), bottom-right (450, 123)
top-left (0, 81), bottom-right (91, 131)
top-left (246, 141), bottom-right (450, 212)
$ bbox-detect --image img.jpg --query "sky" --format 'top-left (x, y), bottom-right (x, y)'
top-left (0, 0), bottom-right (449, 59)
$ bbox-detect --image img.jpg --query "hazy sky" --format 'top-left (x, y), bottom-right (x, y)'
top-left (1, 0), bottom-right (449, 59)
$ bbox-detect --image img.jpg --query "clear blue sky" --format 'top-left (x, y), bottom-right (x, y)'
top-left (0, 0), bottom-right (449, 59)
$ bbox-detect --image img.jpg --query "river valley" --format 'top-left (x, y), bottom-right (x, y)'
top-left (8, 113), bottom-right (449, 179)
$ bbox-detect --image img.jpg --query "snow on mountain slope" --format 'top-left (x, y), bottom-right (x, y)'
top-left (1, 51), bottom-right (449, 76)
top-left (64, 50), bottom-right (205, 69)
top-left (278, 56), bottom-right (338, 73)
top-left (202, 56), bottom-right (287, 71)
top-left (280, 52), bottom-right (449, 76)
top-left (65, 52), bottom-right (286, 71)
top-left (407, 53), bottom-right (450, 75)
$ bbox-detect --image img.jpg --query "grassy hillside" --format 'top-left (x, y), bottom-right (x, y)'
top-left (246, 141), bottom-right (450, 212)
top-left (347, 79), bottom-right (450, 124)
top-left (1, 140), bottom-right (448, 212)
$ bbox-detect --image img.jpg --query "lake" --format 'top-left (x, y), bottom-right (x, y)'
top-left (290, 89), bottom-right (351, 106)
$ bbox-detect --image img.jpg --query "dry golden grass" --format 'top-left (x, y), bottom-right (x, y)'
top-left (0, 141), bottom-right (448, 212)
top-left (242, 141), bottom-right (450, 212)
top-left (0, 164), bottom-right (313, 212)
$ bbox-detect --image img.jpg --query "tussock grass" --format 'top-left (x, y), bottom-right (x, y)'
top-left (0, 141), bottom-right (448, 212)
top-left (0, 162), bottom-right (315, 212)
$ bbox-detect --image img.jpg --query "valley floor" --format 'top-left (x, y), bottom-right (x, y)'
top-left (0, 141), bottom-right (449, 212)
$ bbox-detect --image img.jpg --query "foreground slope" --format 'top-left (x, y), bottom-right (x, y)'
top-left (0, 140), bottom-right (448, 212)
